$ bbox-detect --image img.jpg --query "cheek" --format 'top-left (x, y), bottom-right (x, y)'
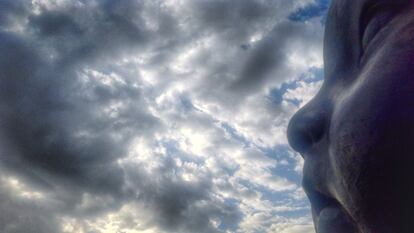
top-left (328, 59), bottom-right (414, 229)
top-left (329, 92), bottom-right (386, 221)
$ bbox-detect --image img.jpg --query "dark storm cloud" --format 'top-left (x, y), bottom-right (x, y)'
top-left (0, 0), bottom-right (231, 231)
top-left (27, 0), bottom-right (152, 65)
top-left (165, 1), bottom-right (324, 110)
top-left (231, 21), bottom-right (323, 94)
top-left (0, 0), bottom-right (165, 174)
top-left (123, 159), bottom-right (242, 233)
top-left (0, 30), bottom-right (139, 191)
top-left (0, 187), bottom-right (60, 233)
top-left (0, 0), bottom-right (322, 232)
top-left (0, 0), bottom-right (162, 230)
top-left (0, 0), bottom-right (29, 27)
top-left (189, 0), bottom-right (274, 35)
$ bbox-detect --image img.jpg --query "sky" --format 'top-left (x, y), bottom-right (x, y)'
top-left (0, 0), bottom-right (329, 232)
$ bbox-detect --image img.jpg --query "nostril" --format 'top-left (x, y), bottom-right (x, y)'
top-left (287, 108), bottom-right (327, 154)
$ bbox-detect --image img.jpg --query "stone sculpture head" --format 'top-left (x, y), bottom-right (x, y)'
top-left (287, 0), bottom-right (414, 232)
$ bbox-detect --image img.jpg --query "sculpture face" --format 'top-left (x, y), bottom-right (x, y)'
top-left (287, 0), bottom-right (414, 232)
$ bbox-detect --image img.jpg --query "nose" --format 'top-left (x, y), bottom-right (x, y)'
top-left (287, 101), bottom-right (328, 154)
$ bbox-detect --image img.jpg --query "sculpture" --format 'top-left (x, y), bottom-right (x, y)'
top-left (287, 0), bottom-right (414, 232)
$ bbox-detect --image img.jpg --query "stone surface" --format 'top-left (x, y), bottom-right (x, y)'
top-left (287, 0), bottom-right (414, 232)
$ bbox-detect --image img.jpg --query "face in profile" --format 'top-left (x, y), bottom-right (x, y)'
top-left (287, 0), bottom-right (414, 232)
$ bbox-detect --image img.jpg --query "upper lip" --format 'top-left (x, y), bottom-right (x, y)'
top-left (306, 188), bottom-right (341, 215)
top-left (302, 179), bottom-right (341, 216)
top-left (303, 181), bottom-right (359, 232)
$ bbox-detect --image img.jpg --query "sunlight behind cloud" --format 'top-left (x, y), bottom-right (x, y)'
top-left (0, 0), bottom-right (328, 232)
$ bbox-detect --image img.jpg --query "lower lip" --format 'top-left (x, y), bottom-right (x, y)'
top-left (317, 206), bottom-right (358, 233)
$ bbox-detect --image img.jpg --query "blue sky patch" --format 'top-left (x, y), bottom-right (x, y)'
top-left (268, 67), bottom-right (324, 106)
top-left (289, 0), bottom-right (330, 22)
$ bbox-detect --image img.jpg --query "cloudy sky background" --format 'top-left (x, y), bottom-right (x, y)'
top-left (0, 0), bottom-right (329, 232)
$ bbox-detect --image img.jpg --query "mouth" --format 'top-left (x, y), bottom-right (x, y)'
top-left (306, 189), bottom-right (359, 233)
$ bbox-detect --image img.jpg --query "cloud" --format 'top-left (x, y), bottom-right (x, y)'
top-left (0, 0), bottom-right (326, 232)
top-left (0, 176), bottom-right (61, 233)
top-left (231, 20), bottom-right (321, 94)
